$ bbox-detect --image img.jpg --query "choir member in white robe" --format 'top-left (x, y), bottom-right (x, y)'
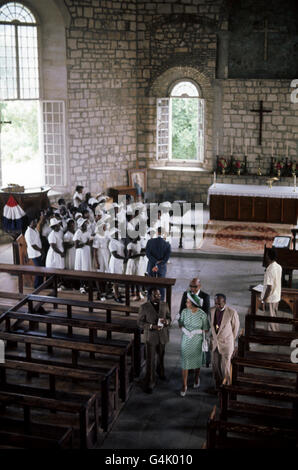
top-left (46, 218), bottom-right (65, 269)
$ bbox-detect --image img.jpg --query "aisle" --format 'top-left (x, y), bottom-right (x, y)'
top-left (100, 256), bottom-right (265, 449)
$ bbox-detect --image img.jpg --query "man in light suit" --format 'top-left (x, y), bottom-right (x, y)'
top-left (145, 226), bottom-right (171, 300)
top-left (210, 293), bottom-right (239, 391)
top-left (138, 288), bottom-right (171, 394)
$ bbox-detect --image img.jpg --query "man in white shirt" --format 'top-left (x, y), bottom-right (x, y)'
top-left (24, 218), bottom-right (43, 289)
top-left (261, 248), bottom-right (282, 332)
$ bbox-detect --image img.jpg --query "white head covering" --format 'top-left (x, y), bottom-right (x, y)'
top-left (75, 212), bottom-right (83, 220)
top-left (88, 197), bottom-right (99, 206)
top-left (50, 217), bottom-right (60, 228)
top-left (77, 217), bottom-right (87, 228)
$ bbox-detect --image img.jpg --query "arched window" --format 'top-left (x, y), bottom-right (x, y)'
top-left (0, 2), bottom-right (66, 189)
top-left (156, 80), bottom-right (205, 162)
top-left (0, 2), bottom-right (39, 100)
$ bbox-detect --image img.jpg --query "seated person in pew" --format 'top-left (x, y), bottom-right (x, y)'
top-left (137, 288), bottom-right (171, 394)
top-left (261, 248), bottom-right (282, 332)
top-left (210, 294), bottom-right (239, 392)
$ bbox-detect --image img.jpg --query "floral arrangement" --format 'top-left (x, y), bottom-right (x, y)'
top-left (234, 160), bottom-right (242, 169)
top-left (275, 161), bottom-right (284, 170)
top-left (218, 157), bottom-right (227, 169)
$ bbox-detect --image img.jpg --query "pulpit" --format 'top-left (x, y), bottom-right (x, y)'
top-left (0, 186), bottom-right (51, 265)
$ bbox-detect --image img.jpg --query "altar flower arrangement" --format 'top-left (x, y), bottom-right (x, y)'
top-left (234, 160), bottom-right (242, 176)
top-left (275, 161), bottom-right (284, 170)
top-left (275, 161), bottom-right (284, 177)
top-left (218, 157), bottom-right (227, 175)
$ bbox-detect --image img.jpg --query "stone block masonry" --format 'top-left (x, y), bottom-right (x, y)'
top-left (66, 0), bottom-right (138, 194)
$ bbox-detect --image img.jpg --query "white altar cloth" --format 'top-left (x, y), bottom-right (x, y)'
top-left (207, 183), bottom-right (298, 205)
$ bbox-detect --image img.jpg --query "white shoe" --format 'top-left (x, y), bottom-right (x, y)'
top-left (180, 387), bottom-right (187, 397)
top-left (100, 296), bottom-right (106, 301)
top-left (139, 292), bottom-right (144, 300)
top-left (80, 287), bottom-right (86, 294)
top-left (193, 378), bottom-right (200, 389)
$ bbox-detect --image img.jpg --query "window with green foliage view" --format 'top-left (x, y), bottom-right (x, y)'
top-left (171, 98), bottom-right (199, 160)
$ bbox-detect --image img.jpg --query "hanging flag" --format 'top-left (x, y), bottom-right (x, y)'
top-left (2, 195), bottom-right (26, 233)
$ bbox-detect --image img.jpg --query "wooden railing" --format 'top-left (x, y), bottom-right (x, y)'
top-left (0, 263), bottom-right (176, 310)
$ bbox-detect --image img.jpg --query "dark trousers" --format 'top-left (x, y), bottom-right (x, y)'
top-left (144, 342), bottom-right (166, 389)
top-left (147, 262), bottom-right (167, 300)
top-left (31, 256), bottom-right (44, 289)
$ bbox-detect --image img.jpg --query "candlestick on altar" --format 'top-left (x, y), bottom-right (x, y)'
top-left (213, 171), bottom-right (216, 187)
top-left (216, 135), bottom-right (219, 156)
top-left (230, 137), bottom-right (233, 155)
top-left (271, 140), bottom-right (274, 157)
top-left (286, 137), bottom-right (289, 158)
top-left (294, 174), bottom-right (296, 192)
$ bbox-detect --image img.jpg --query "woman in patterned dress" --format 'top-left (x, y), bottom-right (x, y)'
top-left (179, 292), bottom-right (210, 397)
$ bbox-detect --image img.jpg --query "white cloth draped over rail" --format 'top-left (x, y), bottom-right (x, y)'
top-left (207, 183), bottom-right (298, 205)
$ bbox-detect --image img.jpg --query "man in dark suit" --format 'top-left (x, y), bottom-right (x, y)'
top-left (179, 277), bottom-right (211, 366)
top-left (138, 288), bottom-right (171, 394)
top-left (179, 278), bottom-right (210, 317)
top-left (145, 227), bottom-right (171, 300)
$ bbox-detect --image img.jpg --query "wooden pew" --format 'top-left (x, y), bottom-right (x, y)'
top-left (231, 348), bottom-right (298, 393)
top-left (0, 263), bottom-right (176, 310)
top-left (263, 246), bottom-right (298, 288)
top-left (0, 388), bottom-right (97, 449)
top-left (0, 418), bottom-right (74, 449)
top-left (219, 382), bottom-right (298, 427)
top-left (250, 285), bottom-right (298, 325)
top-left (0, 330), bottom-right (131, 402)
top-left (3, 310), bottom-right (143, 378)
top-left (206, 406), bottom-right (298, 449)
top-left (0, 358), bottom-right (118, 435)
top-left (242, 314), bottom-right (298, 352)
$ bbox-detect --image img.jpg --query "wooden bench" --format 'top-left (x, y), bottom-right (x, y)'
top-left (0, 263), bottom-right (176, 310)
top-left (219, 382), bottom-right (298, 426)
top-left (3, 310), bottom-right (143, 377)
top-left (241, 314), bottom-right (298, 353)
top-left (0, 358), bottom-right (118, 434)
top-left (0, 417), bottom-right (74, 449)
top-left (0, 330), bottom-right (131, 402)
top-left (250, 285), bottom-right (298, 323)
top-left (231, 349), bottom-right (298, 393)
top-left (206, 406), bottom-right (298, 449)
top-left (0, 387), bottom-right (98, 448)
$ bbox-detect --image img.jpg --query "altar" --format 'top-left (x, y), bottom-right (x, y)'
top-left (208, 183), bottom-right (298, 224)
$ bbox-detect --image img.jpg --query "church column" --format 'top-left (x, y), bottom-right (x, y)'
top-left (216, 31), bottom-right (230, 79)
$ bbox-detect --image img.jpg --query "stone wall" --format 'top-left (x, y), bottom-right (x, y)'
top-left (218, 79), bottom-right (298, 175)
top-left (65, 0), bottom-right (137, 193)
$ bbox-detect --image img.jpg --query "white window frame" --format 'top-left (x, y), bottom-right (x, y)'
top-left (156, 81), bottom-right (205, 163)
top-left (40, 100), bottom-right (66, 189)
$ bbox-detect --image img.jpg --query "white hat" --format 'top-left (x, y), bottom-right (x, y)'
top-left (98, 195), bottom-right (108, 203)
top-left (66, 218), bottom-right (74, 224)
top-left (160, 201), bottom-right (172, 209)
top-left (50, 217), bottom-right (60, 227)
top-left (75, 212), bottom-right (83, 220)
top-left (147, 227), bottom-right (156, 234)
top-left (77, 217), bottom-right (87, 228)
top-left (88, 197), bottom-right (99, 206)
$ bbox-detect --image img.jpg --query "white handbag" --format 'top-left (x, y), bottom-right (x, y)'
top-left (202, 331), bottom-right (209, 352)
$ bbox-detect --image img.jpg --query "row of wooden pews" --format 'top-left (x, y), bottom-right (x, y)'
top-left (0, 266), bottom-right (175, 449)
top-left (205, 296), bottom-right (298, 448)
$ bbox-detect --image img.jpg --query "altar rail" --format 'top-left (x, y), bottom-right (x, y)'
top-left (0, 264), bottom-right (176, 310)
